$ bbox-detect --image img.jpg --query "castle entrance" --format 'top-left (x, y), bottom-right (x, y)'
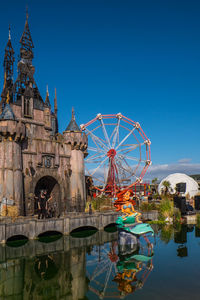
top-left (34, 176), bottom-right (61, 217)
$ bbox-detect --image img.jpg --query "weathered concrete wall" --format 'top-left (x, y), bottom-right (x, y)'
top-left (0, 122), bottom-right (25, 215)
top-left (0, 228), bottom-right (115, 300)
top-left (141, 210), bottom-right (159, 221)
top-left (70, 149), bottom-right (86, 212)
top-left (0, 212), bottom-right (118, 243)
top-left (0, 102), bottom-right (87, 217)
top-left (0, 230), bottom-right (118, 263)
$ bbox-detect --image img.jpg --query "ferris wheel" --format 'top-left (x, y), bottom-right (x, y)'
top-left (81, 113), bottom-right (151, 196)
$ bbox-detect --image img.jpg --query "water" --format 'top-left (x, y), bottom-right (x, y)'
top-left (0, 224), bottom-right (200, 299)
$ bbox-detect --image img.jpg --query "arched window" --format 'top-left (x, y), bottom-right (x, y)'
top-left (24, 98), bottom-right (31, 117)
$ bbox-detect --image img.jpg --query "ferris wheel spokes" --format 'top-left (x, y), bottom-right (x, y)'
top-left (98, 117), bottom-right (112, 148)
top-left (111, 118), bottom-right (121, 148)
top-left (85, 127), bottom-right (109, 152)
top-left (115, 157), bottom-right (138, 179)
top-left (88, 146), bottom-right (104, 153)
top-left (117, 142), bottom-right (143, 154)
top-left (90, 156), bottom-right (109, 177)
top-left (115, 126), bottom-right (136, 151)
top-left (85, 153), bottom-right (106, 163)
top-left (82, 113), bottom-right (151, 196)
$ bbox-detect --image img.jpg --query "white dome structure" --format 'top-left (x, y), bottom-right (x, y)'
top-left (158, 173), bottom-right (199, 197)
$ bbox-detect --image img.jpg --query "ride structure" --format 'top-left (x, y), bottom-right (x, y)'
top-left (81, 113), bottom-right (151, 198)
top-left (82, 112), bottom-right (154, 237)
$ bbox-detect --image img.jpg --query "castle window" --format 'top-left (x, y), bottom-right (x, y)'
top-left (24, 98), bottom-right (31, 117)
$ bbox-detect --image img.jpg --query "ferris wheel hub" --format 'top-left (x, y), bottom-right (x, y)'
top-left (107, 148), bottom-right (117, 158)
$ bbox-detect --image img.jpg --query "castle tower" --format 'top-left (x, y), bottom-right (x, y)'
top-left (0, 26), bottom-right (15, 113)
top-left (14, 11), bottom-right (36, 117)
top-left (53, 88), bottom-right (58, 134)
top-left (63, 108), bottom-right (88, 212)
top-left (0, 95), bottom-right (26, 215)
top-left (44, 85), bottom-right (51, 128)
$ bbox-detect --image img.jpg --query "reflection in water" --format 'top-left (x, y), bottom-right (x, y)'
top-left (114, 234), bottom-right (153, 297)
top-left (174, 225), bottom-right (188, 258)
top-left (34, 254), bottom-right (59, 280)
top-left (0, 225), bottom-right (200, 299)
top-left (160, 224), bottom-right (174, 244)
top-left (177, 245), bottom-right (188, 258)
top-left (174, 225), bottom-right (187, 244)
top-left (87, 231), bottom-right (154, 298)
top-left (195, 226), bottom-right (200, 238)
top-left (0, 239), bottom-right (87, 299)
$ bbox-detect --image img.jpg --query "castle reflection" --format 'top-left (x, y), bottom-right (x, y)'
top-left (0, 228), bottom-right (155, 299)
top-left (86, 231), bottom-right (154, 298)
top-left (0, 224), bottom-right (198, 299)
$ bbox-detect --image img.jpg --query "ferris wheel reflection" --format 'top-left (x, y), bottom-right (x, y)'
top-left (86, 231), bottom-right (154, 299)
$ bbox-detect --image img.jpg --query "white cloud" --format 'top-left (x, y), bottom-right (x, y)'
top-left (145, 162), bottom-right (200, 182)
top-left (178, 158), bottom-right (192, 164)
top-left (86, 159), bottom-right (200, 185)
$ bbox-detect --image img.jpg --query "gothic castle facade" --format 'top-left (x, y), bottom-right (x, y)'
top-left (0, 15), bottom-right (88, 216)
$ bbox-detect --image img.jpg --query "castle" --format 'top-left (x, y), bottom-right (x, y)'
top-left (0, 14), bottom-right (88, 216)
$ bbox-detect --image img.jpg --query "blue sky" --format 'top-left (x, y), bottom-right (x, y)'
top-left (0, 0), bottom-right (200, 180)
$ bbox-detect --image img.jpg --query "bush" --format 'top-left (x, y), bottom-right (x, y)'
top-left (159, 198), bottom-right (174, 220)
top-left (148, 220), bottom-right (166, 225)
top-left (197, 214), bottom-right (200, 228)
top-left (86, 195), bottom-right (113, 212)
top-left (173, 208), bottom-right (181, 224)
top-left (140, 202), bottom-right (159, 212)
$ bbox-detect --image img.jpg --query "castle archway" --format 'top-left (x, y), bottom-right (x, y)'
top-left (34, 176), bottom-right (61, 217)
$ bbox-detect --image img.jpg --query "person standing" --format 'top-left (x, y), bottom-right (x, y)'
top-left (38, 190), bottom-right (48, 219)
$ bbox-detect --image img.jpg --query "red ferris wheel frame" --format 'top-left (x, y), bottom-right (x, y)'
top-left (81, 113), bottom-right (151, 197)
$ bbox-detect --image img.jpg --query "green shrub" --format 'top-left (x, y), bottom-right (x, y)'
top-left (140, 202), bottom-right (159, 212)
top-left (148, 220), bottom-right (166, 225)
top-left (159, 198), bottom-right (174, 220)
top-left (197, 214), bottom-right (200, 228)
top-left (160, 225), bottom-right (174, 244)
top-left (174, 208), bottom-right (181, 224)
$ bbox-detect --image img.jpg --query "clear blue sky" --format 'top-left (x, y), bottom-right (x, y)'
top-left (0, 0), bottom-right (200, 178)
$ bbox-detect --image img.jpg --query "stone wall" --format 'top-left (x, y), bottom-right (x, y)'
top-left (0, 212), bottom-right (118, 243)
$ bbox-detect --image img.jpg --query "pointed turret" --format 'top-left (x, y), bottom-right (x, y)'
top-left (63, 109), bottom-right (88, 212)
top-left (65, 108), bottom-right (80, 132)
top-left (20, 9), bottom-right (34, 60)
top-left (0, 92), bottom-right (15, 120)
top-left (1, 25), bottom-right (15, 103)
top-left (44, 85), bottom-right (51, 107)
top-left (14, 10), bottom-right (44, 113)
top-left (54, 88), bottom-right (58, 117)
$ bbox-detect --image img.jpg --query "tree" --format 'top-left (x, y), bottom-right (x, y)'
top-left (151, 177), bottom-right (158, 194)
top-left (161, 180), bottom-right (172, 195)
top-left (152, 177), bottom-right (158, 184)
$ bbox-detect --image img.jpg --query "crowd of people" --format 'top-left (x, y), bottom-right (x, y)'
top-left (34, 190), bottom-right (56, 219)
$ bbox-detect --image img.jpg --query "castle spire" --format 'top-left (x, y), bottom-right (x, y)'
top-left (6, 91), bottom-right (10, 104)
top-left (54, 88), bottom-right (58, 116)
top-left (20, 8), bottom-right (34, 60)
top-left (65, 107), bottom-right (80, 132)
top-left (72, 107), bottom-right (75, 120)
top-left (8, 24), bottom-right (11, 40)
top-left (1, 25), bottom-right (15, 102)
top-left (45, 85), bottom-right (51, 107)
top-left (3, 25), bottom-right (14, 81)
top-left (0, 90), bottom-right (15, 121)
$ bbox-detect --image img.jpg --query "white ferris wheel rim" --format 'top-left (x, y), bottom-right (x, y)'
top-left (82, 113), bottom-right (151, 191)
